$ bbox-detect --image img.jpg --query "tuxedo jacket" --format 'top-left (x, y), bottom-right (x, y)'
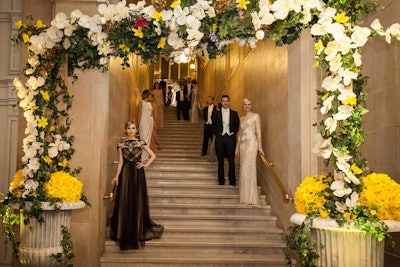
top-left (175, 86), bottom-right (189, 103)
top-left (203, 105), bottom-right (216, 123)
top-left (211, 108), bottom-right (240, 135)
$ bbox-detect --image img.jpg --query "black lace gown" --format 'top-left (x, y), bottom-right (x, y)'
top-left (110, 139), bottom-right (163, 250)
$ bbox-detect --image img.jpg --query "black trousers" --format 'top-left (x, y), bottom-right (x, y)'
top-left (202, 124), bottom-right (213, 155)
top-left (215, 134), bottom-right (236, 185)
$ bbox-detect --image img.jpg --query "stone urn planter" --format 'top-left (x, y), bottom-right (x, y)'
top-left (290, 213), bottom-right (400, 267)
top-left (19, 201), bottom-right (86, 267)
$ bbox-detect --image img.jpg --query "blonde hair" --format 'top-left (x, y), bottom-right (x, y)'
top-left (243, 98), bottom-right (252, 106)
top-left (124, 120), bottom-right (137, 130)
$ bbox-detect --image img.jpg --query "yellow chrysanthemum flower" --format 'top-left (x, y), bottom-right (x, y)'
top-left (350, 164), bottom-right (362, 175)
top-left (38, 117), bottom-right (48, 128)
top-left (359, 173), bottom-right (400, 220)
top-left (58, 158), bottom-right (68, 167)
top-left (44, 171), bottom-right (83, 202)
top-left (119, 43), bottom-right (130, 53)
top-left (22, 34), bottom-right (30, 43)
top-left (15, 20), bottom-right (23, 28)
top-left (153, 11), bottom-right (162, 22)
top-left (315, 39), bottom-right (324, 55)
top-left (9, 169), bottom-right (24, 192)
top-left (157, 37), bottom-right (166, 49)
top-left (212, 24), bottom-right (218, 32)
top-left (342, 96), bottom-right (357, 106)
top-left (334, 12), bottom-right (350, 24)
top-left (35, 19), bottom-right (46, 29)
top-left (49, 125), bottom-right (56, 132)
top-left (40, 90), bottom-right (50, 101)
top-left (170, 0), bottom-right (181, 8)
top-left (133, 28), bottom-right (144, 38)
top-left (43, 156), bottom-right (52, 164)
top-left (236, 0), bottom-right (250, 10)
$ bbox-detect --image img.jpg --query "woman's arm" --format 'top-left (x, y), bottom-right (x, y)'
top-left (111, 146), bottom-right (123, 185)
top-left (137, 144), bottom-right (157, 168)
top-left (255, 114), bottom-right (265, 155)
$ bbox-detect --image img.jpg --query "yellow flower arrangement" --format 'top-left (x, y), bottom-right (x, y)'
top-left (44, 171), bottom-right (83, 202)
top-left (294, 175), bottom-right (332, 217)
top-left (359, 173), bottom-right (400, 221)
top-left (294, 172), bottom-right (400, 222)
top-left (9, 170), bottom-right (24, 195)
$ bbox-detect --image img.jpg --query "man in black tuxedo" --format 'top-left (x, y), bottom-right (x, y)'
top-left (202, 96), bottom-right (215, 156)
top-left (176, 83), bottom-right (189, 120)
top-left (211, 95), bottom-right (240, 186)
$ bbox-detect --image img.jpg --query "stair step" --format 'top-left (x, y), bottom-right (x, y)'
top-left (100, 251), bottom-right (289, 266)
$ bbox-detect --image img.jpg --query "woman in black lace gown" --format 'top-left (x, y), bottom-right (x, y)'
top-left (110, 121), bottom-right (163, 250)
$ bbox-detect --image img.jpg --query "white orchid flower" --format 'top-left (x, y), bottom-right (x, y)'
top-left (333, 150), bottom-right (352, 173)
top-left (128, 0), bottom-right (146, 12)
top-left (70, 10), bottom-right (83, 24)
top-left (161, 10), bottom-right (173, 21)
top-left (343, 171), bottom-right (360, 185)
top-left (333, 105), bottom-right (353, 121)
top-left (389, 23), bottom-right (400, 37)
top-left (324, 117), bottom-right (337, 134)
top-left (345, 191), bottom-right (359, 207)
top-left (186, 15), bottom-right (201, 30)
top-left (338, 68), bottom-right (358, 86)
top-left (331, 180), bottom-right (352, 197)
top-left (258, 0), bottom-right (275, 26)
top-left (28, 55), bottom-right (40, 68)
top-left (26, 76), bottom-right (46, 90)
top-left (48, 146), bottom-right (59, 158)
top-left (329, 54), bottom-right (342, 72)
top-left (187, 28), bottom-right (204, 47)
top-left (190, 4), bottom-right (206, 20)
top-left (335, 201), bottom-right (347, 213)
top-left (312, 134), bottom-right (333, 159)
top-left (310, 23), bottom-right (327, 36)
top-left (27, 157), bottom-right (40, 173)
top-left (319, 7), bottom-right (337, 20)
top-left (167, 32), bottom-right (185, 49)
top-left (51, 12), bottom-right (70, 29)
top-left (327, 23), bottom-right (350, 43)
top-left (353, 50), bottom-right (362, 67)
top-left (320, 95), bottom-right (335, 114)
top-left (29, 34), bottom-right (47, 55)
top-left (337, 88), bottom-right (356, 103)
top-left (47, 27), bottom-right (64, 43)
top-left (370, 18), bottom-right (383, 31)
top-left (251, 12), bottom-right (261, 30)
top-left (322, 75), bottom-right (342, 92)
top-left (351, 26), bottom-right (371, 48)
top-left (174, 6), bottom-right (189, 26)
top-left (271, 0), bottom-right (301, 20)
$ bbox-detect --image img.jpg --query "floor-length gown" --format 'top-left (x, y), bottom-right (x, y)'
top-left (110, 139), bottom-right (163, 250)
top-left (152, 89), bottom-right (164, 129)
top-left (190, 88), bottom-right (199, 123)
top-left (238, 113), bottom-right (263, 206)
top-left (139, 100), bottom-right (153, 161)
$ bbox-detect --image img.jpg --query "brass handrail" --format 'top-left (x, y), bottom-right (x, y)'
top-left (259, 154), bottom-right (294, 203)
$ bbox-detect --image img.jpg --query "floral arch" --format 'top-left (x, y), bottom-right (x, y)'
top-left (2, 0), bottom-right (400, 263)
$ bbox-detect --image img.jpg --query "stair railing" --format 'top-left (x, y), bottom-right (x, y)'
top-left (259, 154), bottom-right (294, 203)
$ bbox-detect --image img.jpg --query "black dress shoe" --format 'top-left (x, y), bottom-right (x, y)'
top-left (218, 182), bottom-right (225, 185)
top-left (229, 182), bottom-right (236, 186)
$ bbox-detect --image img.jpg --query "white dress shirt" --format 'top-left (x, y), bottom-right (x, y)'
top-left (221, 108), bottom-right (232, 135)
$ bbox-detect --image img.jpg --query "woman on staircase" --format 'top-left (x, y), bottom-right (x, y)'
top-left (235, 98), bottom-right (264, 206)
top-left (110, 121), bottom-right (163, 250)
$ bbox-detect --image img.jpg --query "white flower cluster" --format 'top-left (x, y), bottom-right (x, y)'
top-left (309, 7), bottom-right (400, 205)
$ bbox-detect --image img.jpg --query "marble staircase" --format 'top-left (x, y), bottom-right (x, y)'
top-left (100, 107), bottom-right (289, 267)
